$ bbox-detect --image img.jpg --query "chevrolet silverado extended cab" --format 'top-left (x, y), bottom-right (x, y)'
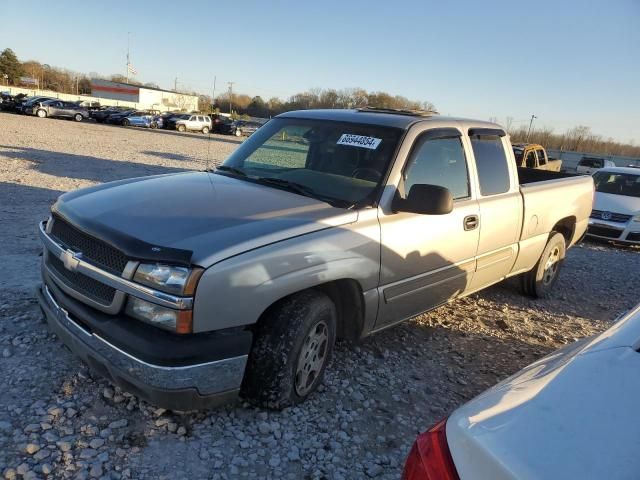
top-left (37, 108), bottom-right (594, 410)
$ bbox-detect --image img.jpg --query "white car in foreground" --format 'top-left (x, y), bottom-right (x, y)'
top-left (403, 301), bottom-right (640, 480)
top-left (586, 166), bottom-right (640, 244)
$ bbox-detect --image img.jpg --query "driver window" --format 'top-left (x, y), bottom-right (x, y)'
top-left (536, 149), bottom-right (547, 165)
top-left (404, 136), bottom-right (470, 200)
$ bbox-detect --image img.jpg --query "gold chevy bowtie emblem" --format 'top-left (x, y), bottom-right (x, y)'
top-left (61, 250), bottom-right (81, 272)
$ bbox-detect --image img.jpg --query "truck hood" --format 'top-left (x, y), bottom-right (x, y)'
top-left (53, 171), bottom-right (357, 267)
top-left (594, 191), bottom-right (640, 215)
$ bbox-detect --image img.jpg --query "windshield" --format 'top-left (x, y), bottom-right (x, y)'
top-left (593, 171), bottom-right (640, 197)
top-left (218, 118), bottom-right (403, 207)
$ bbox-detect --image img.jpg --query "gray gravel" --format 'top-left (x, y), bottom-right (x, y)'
top-left (1, 112), bottom-right (639, 479)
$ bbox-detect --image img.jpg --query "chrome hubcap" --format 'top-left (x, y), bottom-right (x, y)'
top-left (294, 321), bottom-right (329, 396)
top-left (543, 246), bottom-right (560, 285)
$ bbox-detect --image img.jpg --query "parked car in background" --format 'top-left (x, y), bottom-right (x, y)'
top-left (586, 166), bottom-right (640, 245)
top-left (174, 114), bottom-right (212, 133)
top-left (30, 100), bottom-right (88, 121)
top-left (126, 114), bottom-right (161, 129)
top-left (403, 301), bottom-right (640, 480)
top-left (212, 114), bottom-right (233, 133)
top-left (221, 119), bottom-right (263, 137)
top-left (74, 100), bottom-right (102, 113)
top-left (91, 107), bottom-right (130, 123)
top-left (16, 96), bottom-right (55, 114)
top-left (162, 113), bottom-right (189, 130)
top-left (106, 110), bottom-right (142, 125)
top-left (576, 156), bottom-right (615, 174)
top-left (0, 92), bottom-right (28, 112)
top-left (512, 143), bottom-right (562, 171)
top-left (37, 109), bottom-right (594, 410)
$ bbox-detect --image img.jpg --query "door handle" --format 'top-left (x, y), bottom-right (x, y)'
top-left (464, 215), bottom-right (479, 231)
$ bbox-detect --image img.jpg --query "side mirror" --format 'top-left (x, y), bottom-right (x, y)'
top-left (392, 184), bottom-right (453, 215)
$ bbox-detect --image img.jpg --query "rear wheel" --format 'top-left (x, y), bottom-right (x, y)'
top-left (235, 128), bottom-right (242, 137)
top-left (242, 290), bottom-right (337, 409)
top-left (520, 232), bottom-right (566, 298)
top-left (150, 121), bottom-right (158, 129)
top-left (122, 118), bottom-right (130, 126)
top-left (202, 126), bottom-right (210, 134)
top-left (74, 113), bottom-right (83, 122)
top-left (36, 109), bottom-right (47, 118)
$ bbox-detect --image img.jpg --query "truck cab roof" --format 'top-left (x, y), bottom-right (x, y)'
top-left (276, 108), bottom-right (501, 131)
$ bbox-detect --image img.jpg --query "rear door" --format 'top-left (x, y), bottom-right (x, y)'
top-left (465, 128), bottom-right (522, 292)
top-left (377, 126), bottom-right (480, 328)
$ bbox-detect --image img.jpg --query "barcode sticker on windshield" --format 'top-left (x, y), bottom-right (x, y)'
top-left (337, 134), bottom-right (382, 150)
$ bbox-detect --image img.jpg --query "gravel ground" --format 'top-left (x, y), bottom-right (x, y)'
top-left (1, 112), bottom-right (639, 479)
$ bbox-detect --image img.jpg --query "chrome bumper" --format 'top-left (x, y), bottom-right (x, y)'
top-left (38, 283), bottom-right (247, 410)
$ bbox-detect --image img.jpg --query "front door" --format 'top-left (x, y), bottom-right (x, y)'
top-left (376, 128), bottom-right (479, 329)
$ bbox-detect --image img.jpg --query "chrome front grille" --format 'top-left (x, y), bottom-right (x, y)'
top-left (47, 254), bottom-right (117, 305)
top-left (590, 210), bottom-right (632, 223)
top-left (50, 216), bottom-right (128, 275)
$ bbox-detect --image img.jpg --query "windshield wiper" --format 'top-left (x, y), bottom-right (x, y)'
top-left (213, 165), bottom-right (247, 177)
top-left (256, 177), bottom-right (352, 208)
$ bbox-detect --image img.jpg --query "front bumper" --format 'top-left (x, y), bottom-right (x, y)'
top-left (38, 281), bottom-right (249, 410)
top-left (586, 219), bottom-right (640, 245)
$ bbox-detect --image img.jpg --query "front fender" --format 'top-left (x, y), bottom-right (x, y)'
top-left (192, 219), bottom-right (381, 332)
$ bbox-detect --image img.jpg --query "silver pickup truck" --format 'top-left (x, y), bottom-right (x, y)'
top-left (37, 108), bottom-right (594, 410)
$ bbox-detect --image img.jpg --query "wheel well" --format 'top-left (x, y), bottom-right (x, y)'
top-left (255, 280), bottom-right (365, 342)
top-left (552, 216), bottom-right (576, 245)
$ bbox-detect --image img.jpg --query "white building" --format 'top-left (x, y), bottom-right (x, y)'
top-left (90, 79), bottom-right (198, 112)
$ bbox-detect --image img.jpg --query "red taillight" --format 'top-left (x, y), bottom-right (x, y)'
top-left (402, 418), bottom-right (460, 480)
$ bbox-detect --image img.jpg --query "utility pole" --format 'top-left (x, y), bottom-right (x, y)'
top-left (174, 77), bottom-right (178, 91)
top-left (227, 81), bottom-right (235, 115)
top-left (526, 114), bottom-right (537, 141)
top-left (126, 32), bottom-right (130, 84)
top-left (211, 76), bottom-right (216, 114)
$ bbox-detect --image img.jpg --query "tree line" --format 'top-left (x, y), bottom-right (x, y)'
top-left (2, 47), bottom-right (637, 158)
top-left (506, 119), bottom-right (640, 158)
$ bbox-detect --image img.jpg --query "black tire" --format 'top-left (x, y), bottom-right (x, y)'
top-left (122, 118), bottom-right (130, 126)
top-left (36, 109), bottom-right (47, 118)
top-left (242, 290), bottom-right (337, 409)
top-left (74, 113), bottom-right (83, 122)
top-left (520, 232), bottom-right (566, 299)
top-left (150, 122), bottom-right (158, 129)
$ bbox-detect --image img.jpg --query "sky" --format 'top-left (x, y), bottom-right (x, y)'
top-left (1, 0), bottom-right (639, 142)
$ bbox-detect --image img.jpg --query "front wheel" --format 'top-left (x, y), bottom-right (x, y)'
top-left (235, 128), bottom-right (242, 137)
top-left (520, 232), bottom-right (566, 298)
top-left (150, 122), bottom-right (158, 129)
top-left (74, 113), bottom-right (83, 122)
top-left (122, 118), bottom-right (130, 126)
top-left (242, 290), bottom-right (337, 409)
top-left (177, 124), bottom-right (186, 132)
top-left (36, 109), bottom-right (47, 118)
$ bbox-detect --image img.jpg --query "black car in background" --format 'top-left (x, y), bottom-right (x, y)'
top-left (92, 107), bottom-right (131, 123)
top-left (222, 120), bottom-right (263, 137)
top-left (212, 114), bottom-right (233, 133)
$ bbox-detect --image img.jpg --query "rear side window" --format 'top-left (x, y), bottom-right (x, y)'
top-left (404, 136), bottom-right (470, 200)
top-left (525, 151), bottom-right (536, 168)
top-left (536, 149), bottom-right (547, 165)
top-left (470, 135), bottom-right (511, 196)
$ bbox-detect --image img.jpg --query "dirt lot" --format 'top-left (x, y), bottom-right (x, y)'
top-left (1, 112), bottom-right (639, 479)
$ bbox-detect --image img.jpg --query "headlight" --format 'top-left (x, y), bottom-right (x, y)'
top-left (133, 263), bottom-right (203, 295)
top-left (126, 297), bottom-right (192, 333)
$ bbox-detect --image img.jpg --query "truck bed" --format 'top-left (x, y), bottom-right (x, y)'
top-left (517, 166), bottom-right (581, 184)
